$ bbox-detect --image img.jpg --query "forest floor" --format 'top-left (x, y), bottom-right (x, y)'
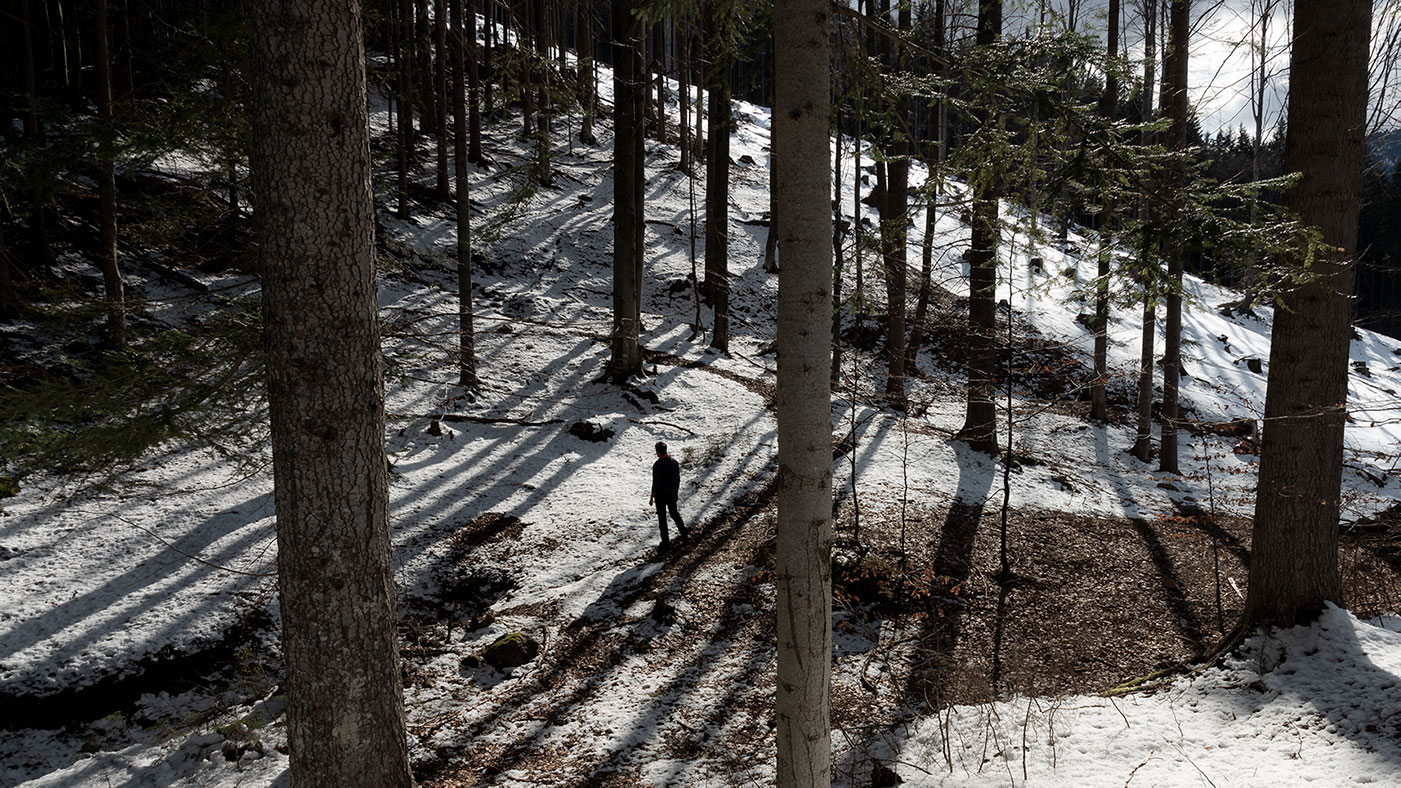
top-left (5, 46), bottom-right (1401, 787)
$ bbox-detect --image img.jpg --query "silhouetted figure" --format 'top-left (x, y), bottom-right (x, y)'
top-left (649, 441), bottom-right (689, 550)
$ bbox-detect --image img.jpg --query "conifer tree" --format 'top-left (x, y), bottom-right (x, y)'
top-left (1158, 0), bottom-right (1187, 474)
top-left (957, 0), bottom-right (1003, 455)
top-left (607, 0), bottom-right (646, 380)
top-left (1089, 0), bottom-right (1119, 421)
top-left (248, 0), bottom-right (412, 780)
top-left (95, 0), bottom-right (125, 349)
top-left (1245, 0), bottom-right (1372, 626)
top-left (703, 0), bottom-right (736, 352)
top-left (452, 0), bottom-right (477, 388)
top-left (774, 0), bottom-right (832, 780)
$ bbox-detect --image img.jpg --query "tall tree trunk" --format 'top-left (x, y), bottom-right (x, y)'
top-left (468, 0), bottom-right (482, 160)
top-left (907, 0), bottom-right (945, 368)
top-left (452, 0), bottom-right (478, 388)
top-left (116, 0), bottom-right (134, 100)
top-left (95, 0), bottom-right (125, 349)
top-left (654, 19), bottom-right (666, 144)
top-left (396, 0), bottom-right (412, 217)
top-left (1244, 0), bottom-right (1371, 626)
top-left (879, 0), bottom-right (911, 410)
top-left (1090, 0), bottom-right (1119, 421)
top-left (0, 214), bottom-right (18, 319)
top-left (247, 0), bottom-right (413, 782)
top-left (21, 0), bottom-right (53, 271)
top-left (434, 0), bottom-right (451, 200)
top-left (483, 0), bottom-right (494, 117)
top-left (881, 155), bottom-right (908, 409)
top-left (677, 22), bottom-right (689, 168)
top-left (957, 0), bottom-right (1002, 455)
top-left (579, 0), bottom-right (597, 145)
top-left (517, 0), bottom-right (530, 131)
top-left (832, 118), bottom-right (844, 384)
top-left (703, 0), bottom-right (733, 351)
top-left (607, 0), bottom-right (645, 380)
top-left (907, 202), bottom-right (936, 365)
top-left (693, 32), bottom-right (704, 162)
top-left (533, 0), bottom-right (550, 182)
top-left (1158, 0), bottom-right (1187, 473)
top-left (416, 0), bottom-right (434, 134)
top-left (774, 0), bottom-right (832, 781)
top-left (1132, 0), bottom-right (1158, 463)
top-left (1240, 0), bottom-right (1274, 302)
top-left (765, 150), bottom-right (779, 273)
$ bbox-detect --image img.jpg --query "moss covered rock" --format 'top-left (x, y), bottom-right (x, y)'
top-left (483, 632), bottom-right (540, 668)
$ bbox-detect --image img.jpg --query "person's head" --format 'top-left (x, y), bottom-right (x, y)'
top-left (655, 441), bottom-right (668, 457)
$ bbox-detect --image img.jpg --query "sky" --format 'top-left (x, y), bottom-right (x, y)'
top-left (1003, 0), bottom-right (1400, 138)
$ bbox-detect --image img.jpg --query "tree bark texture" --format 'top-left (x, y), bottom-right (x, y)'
top-left (958, 0), bottom-right (1001, 455)
top-left (452, 0), bottom-right (478, 388)
top-left (879, 0), bottom-right (912, 410)
top-left (248, 0), bottom-right (413, 783)
top-left (396, 0), bottom-right (412, 217)
top-left (774, 0), bottom-right (833, 780)
top-left (1245, 0), bottom-right (1371, 626)
top-left (578, 0), bottom-right (597, 145)
top-left (95, 0), bottom-right (125, 349)
top-left (532, 0), bottom-right (551, 182)
top-left (881, 154), bottom-right (908, 410)
top-left (765, 150), bottom-right (779, 273)
top-left (907, 0), bottom-right (945, 368)
top-left (1090, 0), bottom-right (1119, 421)
top-left (704, 0), bottom-right (734, 351)
top-left (607, 0), bottom-right (645, 380)
top-left (21, 0), bottom-right (54, 270)
top-left (1132, 0), bottom-right (1157, 463)
top-left (434, 0), bottom-right (451, 200)
top-left (1158, 0), bottom-right (1187, 473)
top-left (468, 0), bottom-right (482, 161)
top-left (415, 0), bottom-right (434, 134)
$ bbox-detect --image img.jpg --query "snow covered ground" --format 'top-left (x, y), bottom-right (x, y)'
top-left (846, 605), bottom-right (1401, 786)
top-left (4, 40), bottom-right (1401, 787)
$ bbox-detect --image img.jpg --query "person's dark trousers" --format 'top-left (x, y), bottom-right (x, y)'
top-left (656, 499), bottom-right (689, 547)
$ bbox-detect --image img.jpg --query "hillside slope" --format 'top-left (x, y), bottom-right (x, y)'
top-left (3, 49), bottom-right (1401, 787)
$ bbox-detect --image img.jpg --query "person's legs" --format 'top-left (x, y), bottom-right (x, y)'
top-left (666, 500), bottom-right (688, 540)
top-left (656, 499), bottom-right (672, 547)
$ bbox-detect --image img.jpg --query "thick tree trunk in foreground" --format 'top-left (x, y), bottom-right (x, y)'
top-left (957, 0), bottom-right (1002, 455)
top-left (774, 0), bottom-right (832, 780)
top-left (248, 1), bottom-right (412, 783)
top-left (1245, 0), bottom-right (1371, 626)
top-left (607, 0), bottom-right (645, 381)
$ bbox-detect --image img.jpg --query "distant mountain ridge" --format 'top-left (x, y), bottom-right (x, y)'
top-left (1370, 129), bottom-right (1401, 169)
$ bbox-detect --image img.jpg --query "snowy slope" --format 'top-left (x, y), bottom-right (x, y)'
top-left (4, 38), bottom-right (1401, 788)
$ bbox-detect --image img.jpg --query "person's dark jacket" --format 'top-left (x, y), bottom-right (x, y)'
top-left (652, 455), bottom-right (681, 503)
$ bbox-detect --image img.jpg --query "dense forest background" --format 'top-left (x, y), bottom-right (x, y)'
top-left (2, 0), bottom-right (1399, 347)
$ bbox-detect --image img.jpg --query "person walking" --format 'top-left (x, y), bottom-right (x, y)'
top-left (649, 441), bottom-right (690, 550)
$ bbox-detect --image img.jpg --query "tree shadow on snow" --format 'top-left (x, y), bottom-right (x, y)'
top-left (415, 473), bottom-right (783, 785)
